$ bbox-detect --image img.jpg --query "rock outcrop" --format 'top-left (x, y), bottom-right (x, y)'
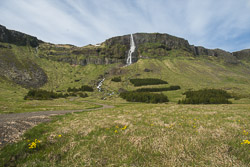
top-left (0, 25), bottom-right (42, 47)
top-left (191, 46), bottom-right (239, 64)
top-left (0, 48), bottom-right (47, 88)
top-left (233, 49), bottom-right (250, 61)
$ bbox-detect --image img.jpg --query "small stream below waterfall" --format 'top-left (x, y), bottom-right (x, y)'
top-left (97, 34), bottom-right (136, 93)
top-left (97, 78), bottom-right (105, 92)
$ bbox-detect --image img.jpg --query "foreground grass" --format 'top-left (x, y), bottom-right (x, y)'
top-left (1, 103), bottom-right (249, 166)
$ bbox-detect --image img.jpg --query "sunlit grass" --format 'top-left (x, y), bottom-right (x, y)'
top-left (1, 103), bottom-right (249, 166)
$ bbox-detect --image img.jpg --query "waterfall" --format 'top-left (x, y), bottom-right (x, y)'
top-left (126, 34), bottom-right (136, 65)
top-left (97, 78), bottom-right (105, 92)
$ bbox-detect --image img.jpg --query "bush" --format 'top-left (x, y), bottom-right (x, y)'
top-left (111, 76), bottom-right (121, 82)
top-left (24, 89), bottom-right (84, 100)
top-left (24, 89), bottom-right (66, 100)
top-left (136, 85), bottom-right (181, 92)
top-left (130, 78), bottom-right (168, 86)
top-left (178, 89), bottom-right (232, 104)
top-left (120, 91), bottom-right (169, 103)
top-left (67, 85), bottom-right (93, 92)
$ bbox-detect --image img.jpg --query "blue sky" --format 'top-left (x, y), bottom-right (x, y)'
top-left (0, 0), bottom-right (250, 52)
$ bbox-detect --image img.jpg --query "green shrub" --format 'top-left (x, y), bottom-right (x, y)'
top-left (24, 89), bottom-right (66, 100)
top-left (179, 89), bottom-right (232, 104)
top-left (120, 91), bottom-right (169, 103)
top-left (136, 85), bottom-right (180, 92)
top-left (67, 85), bottom-right (93, 92)
top-left (111, 76), bottom-right (121, 82)
top-left (24, 89), bottom-right (82, 100)
top-left (130, 78), bottom-right (168, 86)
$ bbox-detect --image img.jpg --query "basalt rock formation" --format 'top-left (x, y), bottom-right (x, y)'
top-left (0, 25), bottom-right (43, 47)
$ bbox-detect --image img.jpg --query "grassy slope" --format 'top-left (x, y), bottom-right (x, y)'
top-left (2, 44), bottom-right (250, 112)
top-left (1, 103), bottom-right (249, 166)
top-left (102, 56), bottom-right (250, 103)
top-left (0, 44), bottom-right (115, 113)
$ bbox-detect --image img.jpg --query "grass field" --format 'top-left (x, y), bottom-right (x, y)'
top-left (1, 102), bottom-right (249, 166)
top-left (1, 45), bottom-right (250, 166)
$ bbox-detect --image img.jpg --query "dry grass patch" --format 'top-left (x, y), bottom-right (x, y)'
top-left (0, 103), bottom-right (249, 166)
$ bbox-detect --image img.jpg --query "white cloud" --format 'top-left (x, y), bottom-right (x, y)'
top-left (0, 0), bottom-right (250, 51)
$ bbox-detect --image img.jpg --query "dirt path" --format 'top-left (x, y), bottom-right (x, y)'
top-left (0, 101), bottom-right (114, 147)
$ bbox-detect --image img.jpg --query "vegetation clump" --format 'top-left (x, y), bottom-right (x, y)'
top-left (130, 78), bottom-right (168, 86)
top-left (67, 85), bottom-right (94, 92)
top-left (24, 89), bottom-right (66, 100)
top-left (178, 89), bottom-right (232, 104)
top-left (24, 89), bottom-right (89, 100)
top-left (111, 76), bottom-right (121, 82)
top-left (120, 91), bottom-right (169, 103)
top-left (136, 85), bottom-right (180, 92)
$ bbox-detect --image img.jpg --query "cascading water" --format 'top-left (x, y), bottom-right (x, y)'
top-left (97, 78), bottom-right (105, 92)
top-left (126, 34), bottom-right (136, 65)
top-left (97, 34), bottom-right (135, 93)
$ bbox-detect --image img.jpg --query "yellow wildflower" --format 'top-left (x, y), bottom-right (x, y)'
top-left (58, 135), bottom-right (62, 138)
top-left (114, 130), bottom-right (118, 133)
top-left (122, 125), bottom-right (127, 130)
top-left (28, 142), bottom-right (37, 149)
top-left (241, 139), bottom-right (250, 145)
top-left (243, 130), bottom-right (249, 135)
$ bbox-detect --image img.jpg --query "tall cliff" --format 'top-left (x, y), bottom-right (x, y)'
top-left (38, 32), bottom-right (248, 66)
top-left (0, 25), bottom-right (43, 47)
top-left (38, 33), bottom-right (194, 65)
top-left (0, 25), bottom-right (47, 88)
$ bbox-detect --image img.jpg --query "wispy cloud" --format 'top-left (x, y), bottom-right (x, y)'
top-left (0, 0), bottom-right (249, 51)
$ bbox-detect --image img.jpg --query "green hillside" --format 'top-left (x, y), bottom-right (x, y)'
top-left (1, 42), bottom-right (250, 113)
top-left (1, 27), bottom-right (250, 166)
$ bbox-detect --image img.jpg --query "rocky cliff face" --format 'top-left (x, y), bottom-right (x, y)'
top-left (233, 49), bottom-right (250, 61)
top-left (0, 47), bottom-right (47, 88)
top-left (0, 25), bottom-right (47, 88)
top-left (105, 33), bottom-right (191, 50)
top-left (0, 25), bottom-right (42, 47)
top-left (39, 33), bottom-right (194, 65)
top-left (36, 32), bottom-right (250, 66)
top-left (191, 46), bottom-right (239, 64)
